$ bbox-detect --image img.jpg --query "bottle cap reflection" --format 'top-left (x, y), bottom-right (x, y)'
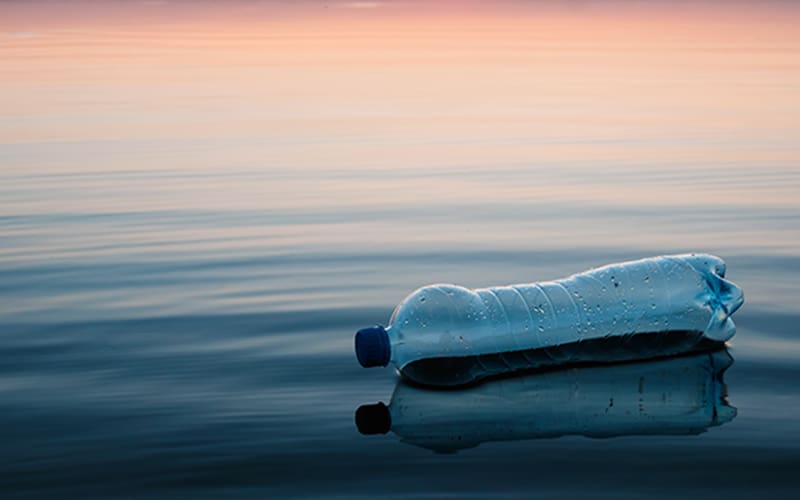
top-left (356, 349), bottom-right (736, 453)
top-left (355, 402), bottom-right (391, 435)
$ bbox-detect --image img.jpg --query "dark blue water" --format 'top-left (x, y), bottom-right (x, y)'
top-left (2, 256), bottom-right (799, 498)
top-left (2, 1), bottom-right (800, 498)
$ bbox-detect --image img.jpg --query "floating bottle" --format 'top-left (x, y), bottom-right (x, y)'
top-left (355, 349), bottom-right (736, 453)
top-left (354, 254), bottom-right (743, 386)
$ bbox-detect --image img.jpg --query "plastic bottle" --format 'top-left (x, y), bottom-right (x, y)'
top-left (354, 254), bottom-right (743, 386)
top-left (355, 349), bottom-right (736, 453)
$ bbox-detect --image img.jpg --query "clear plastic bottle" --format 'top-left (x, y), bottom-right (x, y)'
top-left (355, 349), bottom-right (736, 453)
top-left (354, 254), bottom-right (744, 386)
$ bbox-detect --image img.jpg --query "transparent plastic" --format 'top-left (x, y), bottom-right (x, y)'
top-left (371, 254), bottom-right (743, 386)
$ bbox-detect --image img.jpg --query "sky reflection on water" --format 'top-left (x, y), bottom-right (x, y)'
top-left (1, 1), bottom-right (800, 498)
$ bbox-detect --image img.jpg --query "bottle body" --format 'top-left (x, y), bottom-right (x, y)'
top-left (357, 254), bottom-right (744, 386)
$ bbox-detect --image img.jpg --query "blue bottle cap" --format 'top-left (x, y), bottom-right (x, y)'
top-left (355, 325), bottom-right (390, 368)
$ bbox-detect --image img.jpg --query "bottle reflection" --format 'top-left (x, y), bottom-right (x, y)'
top-left (356, 349), bottom-right (736, 453)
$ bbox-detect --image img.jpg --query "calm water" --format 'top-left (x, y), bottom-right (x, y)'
top-left (2, 1), bottom-right (800, 498)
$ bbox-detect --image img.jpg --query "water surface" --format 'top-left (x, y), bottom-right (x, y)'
top-left (1, 1), bottom-right (799, 498)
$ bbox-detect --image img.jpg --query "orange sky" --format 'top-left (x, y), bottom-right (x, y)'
top-left (2, 1), bottom-right (799, 29)
top-left (2, 0), bottom-right (798, 181)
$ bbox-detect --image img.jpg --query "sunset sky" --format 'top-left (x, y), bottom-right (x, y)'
top-left (4, 1), bottom-right (798, 148)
